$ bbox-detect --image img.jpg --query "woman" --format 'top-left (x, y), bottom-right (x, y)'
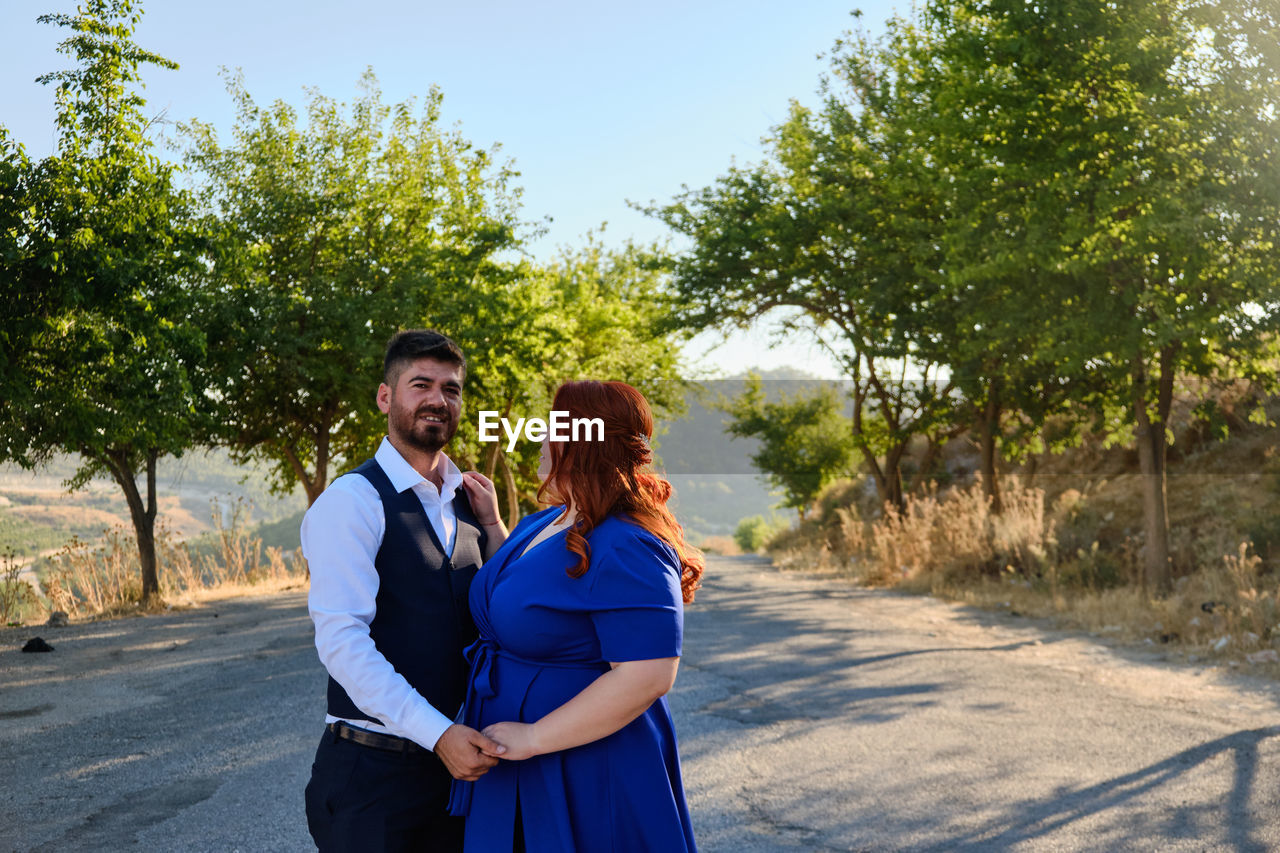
top-left (449, 380), bottom-right (704, 852)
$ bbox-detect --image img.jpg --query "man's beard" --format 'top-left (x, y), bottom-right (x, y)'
top-left (391, 403), bottom-right (458, 453)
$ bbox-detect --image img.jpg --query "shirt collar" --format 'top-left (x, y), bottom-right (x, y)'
top-left (375, 437), bottom-right (462, 502)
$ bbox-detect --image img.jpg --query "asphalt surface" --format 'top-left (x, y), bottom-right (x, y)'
top-left (4, 555), bottom-right (1280, 851)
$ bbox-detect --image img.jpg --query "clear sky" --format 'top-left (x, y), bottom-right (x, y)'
top-left (3, 0), bottom-right (903, 378)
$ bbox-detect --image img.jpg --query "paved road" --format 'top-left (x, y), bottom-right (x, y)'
top-left (4, 556), bottom-right (1280, 851)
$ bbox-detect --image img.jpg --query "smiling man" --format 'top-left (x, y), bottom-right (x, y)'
top-left (301, 329), bottom-right (508, 852)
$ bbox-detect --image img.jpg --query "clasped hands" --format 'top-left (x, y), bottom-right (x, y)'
top-left (435, 721), bottom-right (538, 781)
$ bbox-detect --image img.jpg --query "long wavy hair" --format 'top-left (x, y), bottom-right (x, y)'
top-left (537, 381), bottom-right (704, 603)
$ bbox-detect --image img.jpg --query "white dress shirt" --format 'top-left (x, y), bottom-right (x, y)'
top-left (302, 437), bottom-right (463, 750)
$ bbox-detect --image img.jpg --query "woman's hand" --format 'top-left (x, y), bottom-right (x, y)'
top-left (481, 659), bottom-right (679, 761)
top-left (462, 472), bottom-right (508, 556)
top-left (480, 721), bottom-right (541, 761)
top-left (461, 471), bottom-right (501, 525)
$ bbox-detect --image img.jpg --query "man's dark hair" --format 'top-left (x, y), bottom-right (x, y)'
top-left (383, 330), bottom-right (467, 385)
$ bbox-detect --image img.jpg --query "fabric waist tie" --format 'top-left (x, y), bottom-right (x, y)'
top-left (448, 636), bottom-right (608, 817)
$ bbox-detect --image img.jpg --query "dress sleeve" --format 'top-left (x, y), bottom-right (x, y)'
top-left (589, 527), bottom-right (684, 662)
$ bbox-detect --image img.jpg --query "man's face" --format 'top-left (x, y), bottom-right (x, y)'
top-left (377, 357), bottom-right (463, 454)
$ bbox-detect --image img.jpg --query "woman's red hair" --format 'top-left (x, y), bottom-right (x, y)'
top-left (537, 381), bottom-right (704, 603)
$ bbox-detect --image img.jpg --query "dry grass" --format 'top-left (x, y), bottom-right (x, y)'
top-left (1, 547), bottom-right (42, 625)
top-left (174, 572), bottom-right (308, 606)
top-left (697, 535), bottom-right (742, 556)
top-left (33, 499), bottom-right (307, 623)
top-left (768, 456), bottom-right (1280, 666)
top-left (773, 477), bottom-right (1054, 585)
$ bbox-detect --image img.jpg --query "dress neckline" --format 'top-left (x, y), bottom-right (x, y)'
top-left (517, 507), bottom-right (571, 560)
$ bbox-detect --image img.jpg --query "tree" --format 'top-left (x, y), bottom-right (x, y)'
top-left (722, 376), bottom-right (855, 517)
top-left (658, 0), bottom-right (1280, 591)
top-left (0, 131), bottom-right (30, 412)
top-left (734, 514), bottom-right (788, 553)
top-left (453, 235), bottom-right (692, 525)
top-left (0, 0), bottom-right (208, 603)
top-left (750, 14), bottom-right (1080, 515)
top-left (183, 71), bottom-right (526, 506)
top-left (650, 18), bottom-right (961, 511)
top-left (844, 10), bottom-right (1096, 514)
top-left (919, 0), bottom-right (1280, 590)
top-left (186, 74), bottom-right (695, 519)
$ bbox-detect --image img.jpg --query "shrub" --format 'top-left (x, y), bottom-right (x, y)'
top-left (1, 548), bottom-right (42, 625)
top-left (734, 514), bottom-right (791, 553)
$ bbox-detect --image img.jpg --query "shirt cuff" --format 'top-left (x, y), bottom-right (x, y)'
top-left (405, 703), bottom-right (455, 751)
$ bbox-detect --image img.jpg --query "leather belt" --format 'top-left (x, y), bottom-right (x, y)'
top-left (327, 721), bottom-right (426, 755)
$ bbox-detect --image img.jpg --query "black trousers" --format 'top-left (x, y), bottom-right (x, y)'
top-left (305, 728), bottom-right (464, 853)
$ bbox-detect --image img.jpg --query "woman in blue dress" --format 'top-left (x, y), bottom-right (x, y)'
top-left (449, 380), bottom-right (704, 852)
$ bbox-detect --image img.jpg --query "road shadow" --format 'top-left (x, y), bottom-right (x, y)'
top-left (708, 555), bottom-right (1280, 718)
top-left (918, 725), bottom-right (1280, 852)
top-left (682, 558), bottom-right (1052, 727)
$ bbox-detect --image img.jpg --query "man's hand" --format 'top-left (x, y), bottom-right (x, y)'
top-left (435, 724), bottom-right (506, 781)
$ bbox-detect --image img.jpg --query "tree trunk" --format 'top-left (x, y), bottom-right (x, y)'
top-left (883, 443), bottom-right (906, 511)
top-left (313, 416), bottom-right (331, 504)
top-left (1133, 348), bottom-right (1176, 593)
top-left (1024, 451), bottom-right (1039, 488)
top-left (855, 443), bottom-right (891, 506)
top-left (851, 387), bottom-right (906, 511)
top-left (302, 474), bottom-right (324, 506)
top-left (282, 443), bottom-right (324, 507)
top-left (979, 385), bottom-right (1003, 515)
top-left (908, 436), bottom-right (941, 496)
top-left (484, 396), bottom-right (515, 480)
top-left (498, 454), bottom-right (521, 530)
top-left (887, 468), bottom-right (904, 510)
top-left (851, 379), bottom-right (887, 505)
top-left (103, 448), bottom-right (162, 605)
top-left (484, 442), bottom-right (501, 482)
top-left (854, 440), bottom-right (907, 511)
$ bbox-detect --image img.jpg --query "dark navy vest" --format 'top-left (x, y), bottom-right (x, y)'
top-left (326, 457), bottom-right (485, 725)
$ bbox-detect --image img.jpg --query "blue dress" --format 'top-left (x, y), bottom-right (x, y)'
top-left (448, 506), bottom-right (697, 852)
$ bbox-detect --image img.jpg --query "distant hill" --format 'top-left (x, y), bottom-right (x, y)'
top-left (656, 366), bottom-right (843, 540)
top-left (0, 365), bottom-right (845, 556)
top-left (0, 450), bottom-right (306, 558)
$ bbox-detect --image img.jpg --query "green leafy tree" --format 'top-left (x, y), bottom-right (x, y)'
top-left (650, 18), bottom-right (962, 511)
top-left (0, 131), bottom-right (30, 408)
top-left (837, 13), bottom-right (1093, 514)
top-left (735, 15), bottom-right (1078, 515)
top-left (456, 235), bottom-right (692, 525)
top-left (183, 71), bottom-right (526, 505)
top-left (919, 0), bottom-right (1280, 590)
top-left (734, 514), bottom-right (789, 553)
top-left (722, 376), bottom-right (855, 517)
top-left (0, 0), bottom-right (208, 603)
top-left (186, 75), bottom-right (693, 519)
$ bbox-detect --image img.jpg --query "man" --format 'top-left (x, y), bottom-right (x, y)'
top-left (302, 329), bottom-right (507, 852)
